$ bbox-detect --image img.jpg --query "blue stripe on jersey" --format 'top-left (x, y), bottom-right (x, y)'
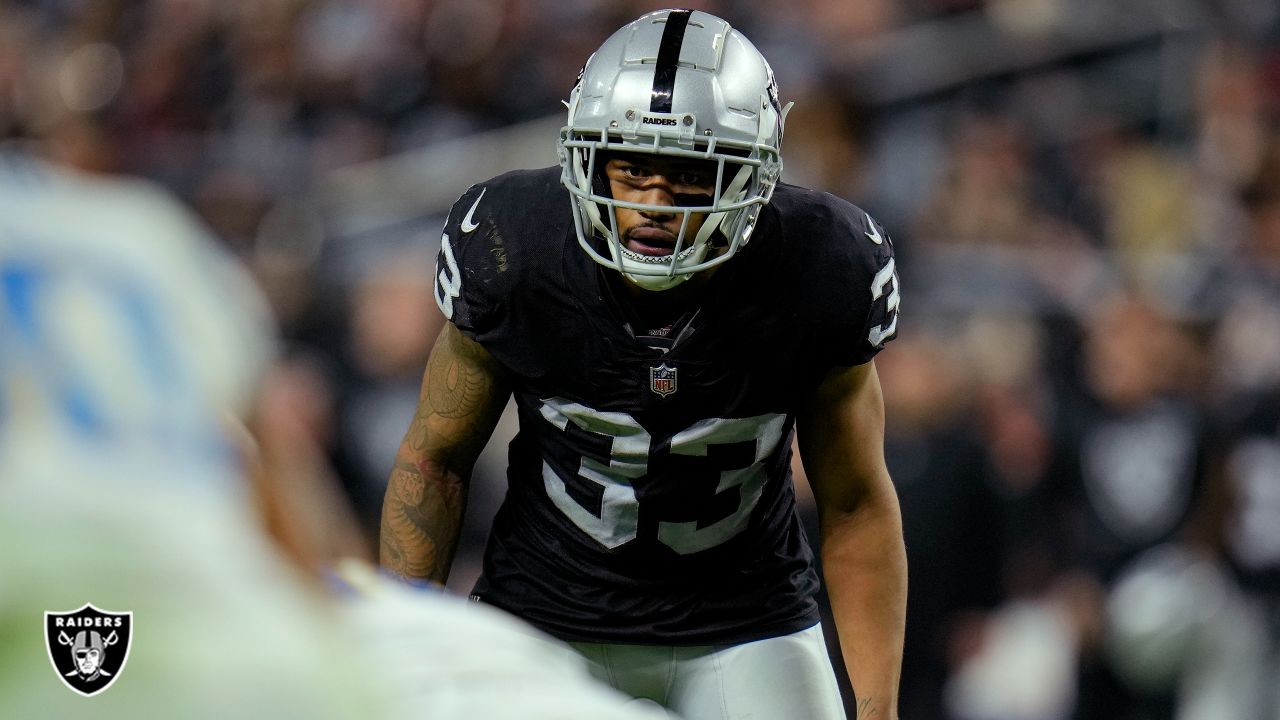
top-left (2, 263), bottom-right (106, 435)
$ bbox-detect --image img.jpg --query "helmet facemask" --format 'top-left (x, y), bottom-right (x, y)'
top-left (557, 10), bottom-right (790, 291)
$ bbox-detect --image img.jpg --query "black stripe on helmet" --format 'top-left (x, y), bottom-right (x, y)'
top-left (649, 9), bottom-right (692, 113)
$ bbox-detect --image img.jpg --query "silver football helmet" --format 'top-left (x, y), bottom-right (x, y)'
top-left (558, 9), bottom-right (792, 291)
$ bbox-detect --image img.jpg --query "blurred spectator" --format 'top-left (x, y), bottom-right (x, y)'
top-left (332, 244), bottom-right (444, 547)
top-left (1048, 291), bottom-right (1215, 720)
top-left (878, 326), bottom-right (1005, 720)
top-left (915, 112), bottom-right (1039, 248)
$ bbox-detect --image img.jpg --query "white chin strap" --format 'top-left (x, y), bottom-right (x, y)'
top-left (622, 255), bottom-right (702, 290)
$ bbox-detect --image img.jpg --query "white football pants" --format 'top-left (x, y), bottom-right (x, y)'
top-left (569, 623), bottom-right (847, 720)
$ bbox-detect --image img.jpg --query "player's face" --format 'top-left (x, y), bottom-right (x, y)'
top-left (605, 155), bottom-right (717, 258)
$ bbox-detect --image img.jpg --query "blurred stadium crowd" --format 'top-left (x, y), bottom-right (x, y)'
top-left (3, 0), bottom-right (1280, 718)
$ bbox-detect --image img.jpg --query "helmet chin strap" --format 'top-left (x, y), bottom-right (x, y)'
top-left (625, 268), bottom-right (696, 291)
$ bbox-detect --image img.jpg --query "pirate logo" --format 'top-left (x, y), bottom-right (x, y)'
top-left (45, 604), bottom-right (132, 696)
top-left (650, 363), bottom-right (677, 398)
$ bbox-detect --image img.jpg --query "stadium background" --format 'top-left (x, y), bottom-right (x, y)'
top-left (4, 0), bottom-right (1279, 717)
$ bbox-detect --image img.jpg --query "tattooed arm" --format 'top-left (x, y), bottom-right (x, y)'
top-left (379, 323), bottom-right (511, 585)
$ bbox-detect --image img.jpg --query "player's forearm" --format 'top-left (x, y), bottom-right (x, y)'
top-left (820, 490), bottom-right (907, 720)
top-left (379, 453), bottom-right (469, 585)
top-left (379, 324), bottom-right (509, 585)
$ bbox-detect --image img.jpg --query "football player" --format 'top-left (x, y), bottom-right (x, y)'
top-left (0, 33), bottom-right (387, 710)
top-left (380, 9), bottom-right (906, 720)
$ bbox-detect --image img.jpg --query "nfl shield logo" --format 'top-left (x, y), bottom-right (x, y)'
top-left (650, 363), bottom-right (678, 398)
top-left (45, 604), bottom-right (133, 697)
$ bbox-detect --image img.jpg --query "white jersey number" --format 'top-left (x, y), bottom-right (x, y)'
top-left (868, 257), bottom-right (900, 348)
top-left (538, 397), bottom-right (787, 555)
top-left (434, 232), bottom-right (462, 320)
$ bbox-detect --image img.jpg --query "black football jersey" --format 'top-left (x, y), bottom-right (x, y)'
top-left (433, 166), bottom-right (901, 644)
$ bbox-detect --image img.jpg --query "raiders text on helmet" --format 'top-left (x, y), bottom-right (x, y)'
top-left (558, 9), bottom-right (792, 290)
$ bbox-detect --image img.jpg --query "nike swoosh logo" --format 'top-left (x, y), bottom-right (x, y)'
top-left (863, 212), bottom-right (883, 245)
top-left (460, 187), bottom-right (486, 233)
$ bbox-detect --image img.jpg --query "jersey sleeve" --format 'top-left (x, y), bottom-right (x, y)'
top-left (851, 208), bottom-right (901, 364)
top-left (427, 167), bottom-right (575, 379)
top-left (433, 183), bottom-right (509, 340)
top-left (802, 196), bottom-right (902, 367)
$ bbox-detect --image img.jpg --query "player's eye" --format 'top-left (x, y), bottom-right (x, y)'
top-left (620, 164), bottom-right (650, 179)
top-left (674, 171), bottom-right (708, 187)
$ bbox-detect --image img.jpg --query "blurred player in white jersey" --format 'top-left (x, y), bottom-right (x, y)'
top-left (0, 50), bottom-right (391, 717)
top-left (0, 7), bottom-right (672, 719)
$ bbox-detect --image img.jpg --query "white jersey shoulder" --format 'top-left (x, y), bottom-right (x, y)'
top-left (0, 151), bottom-right (274, 492)
top-left (0, 151), bottom-right (398, 720)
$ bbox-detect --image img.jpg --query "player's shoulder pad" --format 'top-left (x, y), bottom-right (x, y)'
top-left (768, 184), bottom-right (902, 360)
top-left (434, 166), bottom-right (567, 329)
top-left (770, 183), bottom-right (894, 268)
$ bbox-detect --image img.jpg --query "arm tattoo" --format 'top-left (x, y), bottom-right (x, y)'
top-left (856, 698), bottom-right (880, 719)
top-left (379, 460), bottom-right (466, 583)
top-left (380, 325), bottom-right (508, 583)
top-left (425, 326), bottom-right (494, 420)
top-left (407, 326), bottom-right (505, 453)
